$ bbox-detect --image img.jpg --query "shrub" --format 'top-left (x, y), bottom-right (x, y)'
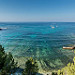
top-left (57, 57), bottom-right (75, 75)
top-left (0, 45), bottom-right (17, 74)
top-left (0, 45), bottom-right (6, 69)
top-left (22, 57), bottom-right (38, 75)
top-left (52, 72), bottom-right (58, 75)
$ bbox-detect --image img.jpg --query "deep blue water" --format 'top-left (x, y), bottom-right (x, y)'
top-left (0, 22), bottom-right (75, 70)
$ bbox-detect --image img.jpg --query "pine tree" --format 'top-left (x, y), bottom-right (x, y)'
top-left (0, 45), bottom-right (17, 75)
top-left (22, 57), bottom-right (38, 75)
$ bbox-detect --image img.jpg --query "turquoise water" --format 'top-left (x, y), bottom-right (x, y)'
top-left (0, 22), bottom-right (75, 70)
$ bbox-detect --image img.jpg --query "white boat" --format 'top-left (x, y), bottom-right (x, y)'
top-left (50, 25), bottom-right (55, 28)
top-left (0, 28), bottom-right (7, 30)
top-left (63, 46), bottom-right (75, 49)
top-left (51, 26), bottom-right (55, 28)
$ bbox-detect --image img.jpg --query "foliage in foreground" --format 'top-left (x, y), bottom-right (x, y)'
top-left (1, 44), bottom-right (75, 75)
top-left (0, 45), bottom-right (17, 75)
top-left (57, 56), bottom-right (75, 75)
top-left (22, 57), bottom-right (38, 75)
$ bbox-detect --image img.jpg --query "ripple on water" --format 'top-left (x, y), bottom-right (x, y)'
top-left (0, 22), bottom-right (75, 71)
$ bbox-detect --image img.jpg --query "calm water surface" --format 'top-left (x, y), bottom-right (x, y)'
top-left (0, 22), bottom-right (75, 70)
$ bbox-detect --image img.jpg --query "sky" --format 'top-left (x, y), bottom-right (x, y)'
top-left (0, 0), bottom-right (75, 22)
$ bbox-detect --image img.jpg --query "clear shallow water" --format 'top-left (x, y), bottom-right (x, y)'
top-left (0, 22), bottom-right (75, 70)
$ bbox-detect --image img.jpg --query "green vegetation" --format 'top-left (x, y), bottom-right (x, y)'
top-left (0, 45), bottom-right (17, 75)
top-left (0, 44), bottom-right (75, 75)
top-left (57, 56), bottom-right (75, 75)
top-left (52, 51), bottom-right (75, 75)
top-left (22, 57), bottom-right (38, 75)
top-left (0, 45), bottom-right (38, 75)
top-left (52, 72), bottom-right (58, 75)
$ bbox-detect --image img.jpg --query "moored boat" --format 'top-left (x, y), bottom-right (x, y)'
top-left (63, 46), bottom-right (75, 49)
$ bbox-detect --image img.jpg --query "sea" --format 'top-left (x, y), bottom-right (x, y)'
top-left (0, 22), bottom-right (75, 71)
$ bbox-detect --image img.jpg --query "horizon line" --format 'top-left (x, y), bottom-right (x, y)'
top-left (0, 21), bottom-right (75, 23)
